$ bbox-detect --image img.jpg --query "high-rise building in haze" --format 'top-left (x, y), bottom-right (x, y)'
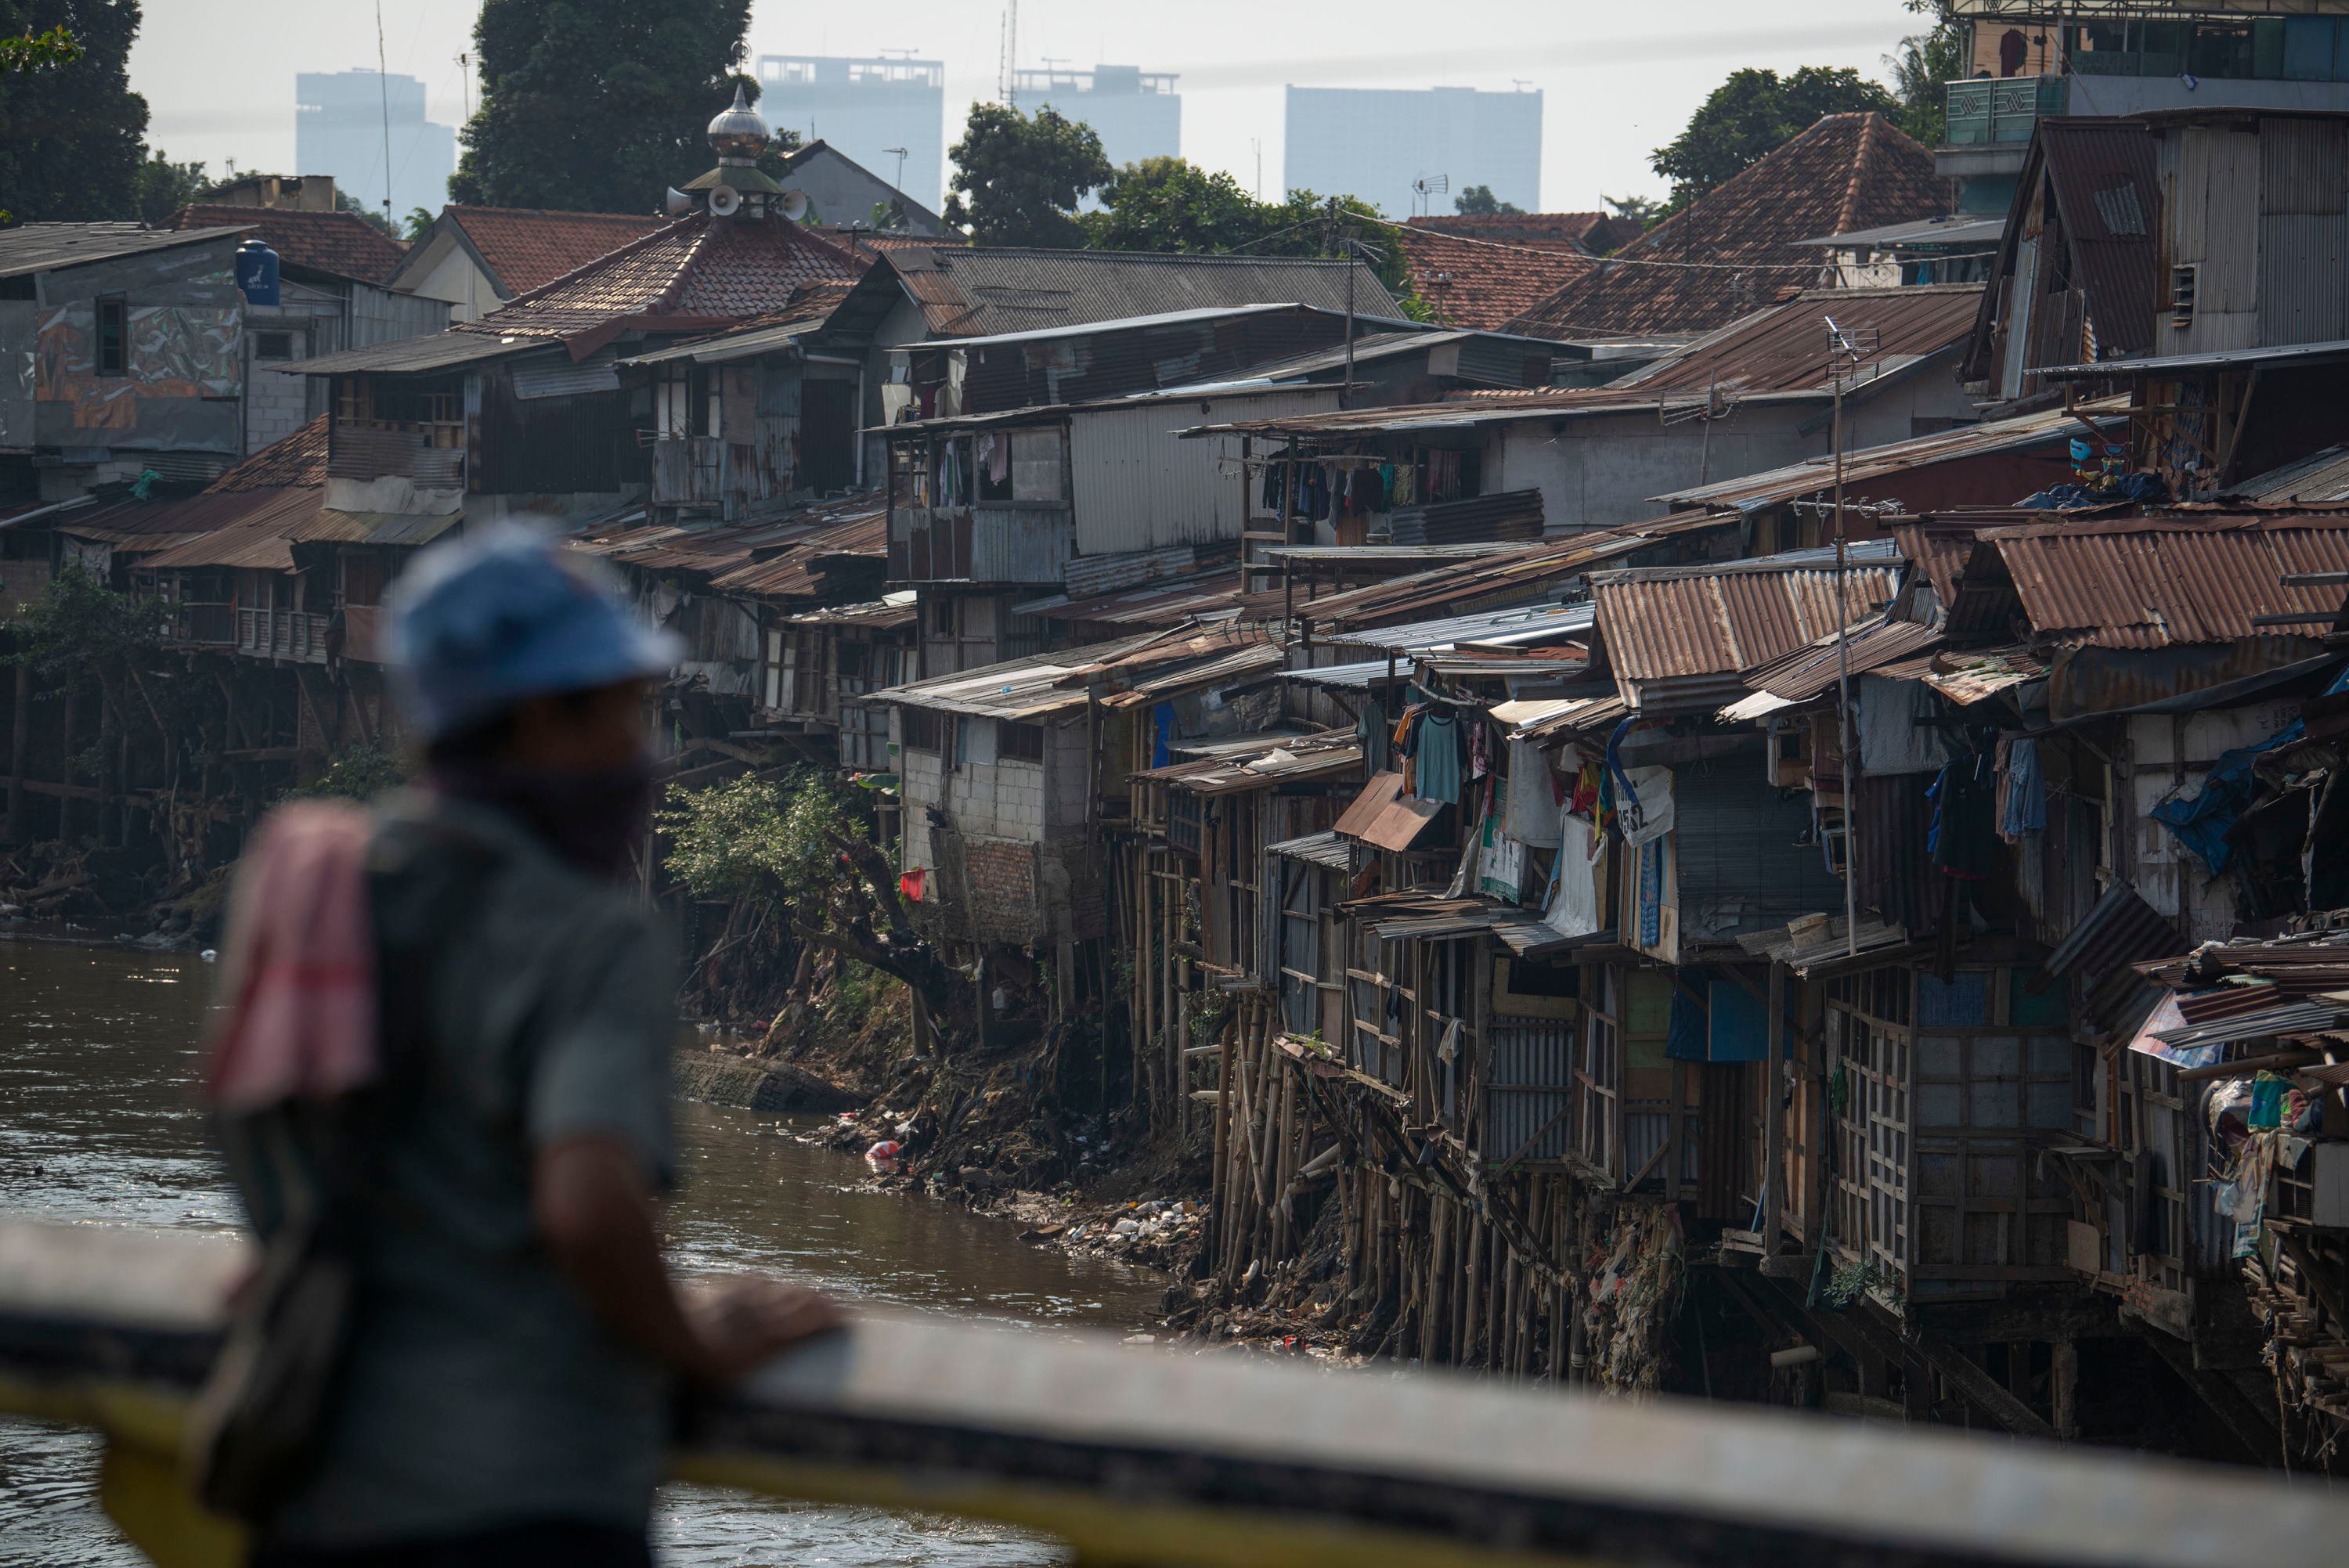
top-left (756, 56), bottom-right (944, 208)
top-left (294, 70), bottom-right (456, 223)
top-left (1283, 85), bottom-right (1541, 218)
top-left (1016, 65), bottom-right (1181, 171)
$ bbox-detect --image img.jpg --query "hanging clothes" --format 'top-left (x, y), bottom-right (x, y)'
top-left (1999, 735), bottom-right (2046, 841)
top-left (1377, 463), bottom-right (1396, 510)
top-left (1392, 461), bottom-right (1416, 507)
top-left (1927, 752), bottom-right (1997, 881)
top-left (1414, 711), bottom-right (1463, 803)
top-left (1469, 719), bottom-right (1490, 781)
top-left (1503, 739), bottom-right (1564, 847)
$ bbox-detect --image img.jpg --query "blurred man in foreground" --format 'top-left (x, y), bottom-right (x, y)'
top-left (197, 528), bottom-right (835, 1568)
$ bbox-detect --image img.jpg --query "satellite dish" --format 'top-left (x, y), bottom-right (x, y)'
top-left (664, 186), bottom-right (695, 217)
top-left (779, 189), bottom-right (811, 223)
top-left (707, 184), bottom-right (742, 218)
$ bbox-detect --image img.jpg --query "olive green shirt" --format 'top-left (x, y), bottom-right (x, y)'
top-left (260, 791), bottom-right (680, 1547)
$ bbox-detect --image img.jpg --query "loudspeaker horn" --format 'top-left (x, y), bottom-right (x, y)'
top-left (779, 189), bottom-right (811, 223)
top-left (664, 186), bottom-right (695, 217)
top-left (707, 184), bottom-right (742, 218)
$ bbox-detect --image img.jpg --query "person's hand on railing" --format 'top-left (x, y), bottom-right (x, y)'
top-left (685, 1276), bottom-right (844, 1387)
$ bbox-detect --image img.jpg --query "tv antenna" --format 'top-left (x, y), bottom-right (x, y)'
top-left (999, 1), bottom-right (1019, 106)
top-left (1413, 173), bottom-right (1449, 216)
top-left (883, 146), bottom-right (909, 189)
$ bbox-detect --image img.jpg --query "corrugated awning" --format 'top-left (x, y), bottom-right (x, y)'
top-left (1332, 771), bottom-right (1445, 852)
top-left (1267, 831), bottom-right (1351, 870)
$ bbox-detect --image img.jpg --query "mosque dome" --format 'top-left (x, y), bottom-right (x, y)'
top-left (706, 83), bottom-right (770, 163)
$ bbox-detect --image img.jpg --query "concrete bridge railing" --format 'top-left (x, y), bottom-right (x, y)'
top-left (0, 1219), bottom-right (2339, 1568)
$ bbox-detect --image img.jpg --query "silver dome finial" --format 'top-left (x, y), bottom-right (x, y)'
top-left (706, 82), bottom-right (770, 164)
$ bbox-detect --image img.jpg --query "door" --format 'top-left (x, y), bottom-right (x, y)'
top-left (803, 378), bottom-right (855, 495)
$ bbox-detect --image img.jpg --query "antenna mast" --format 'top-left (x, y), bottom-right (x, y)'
top-left (999, 2), bottom-right (1019, 106)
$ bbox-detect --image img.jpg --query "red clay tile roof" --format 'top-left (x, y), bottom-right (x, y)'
top-left (164, 204), bottom-right (408, 283)
top-left (443, 205), bottom-right (672, 297)
top-left (204, 415), bottom-right (328, 492)
top-left (452, 211), bottom-right (871, 340)
top-left (1393, 225), bottom-right (1597, 332)
top-left (1407, 211), bottom-right (1638, 253)
top-left (1506, 114), bottom-right (1950, 341)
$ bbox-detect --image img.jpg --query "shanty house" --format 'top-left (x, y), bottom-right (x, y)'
top-left (0, 225), bottom-right (251, 497)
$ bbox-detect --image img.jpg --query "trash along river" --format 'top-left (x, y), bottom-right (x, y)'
top-left (0, 939), bottom-right (1168, 1567)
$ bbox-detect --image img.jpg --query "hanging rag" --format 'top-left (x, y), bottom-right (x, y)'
top-left (984, 432), bottom-right (1009, 486)
top-left (204, 802), bottom-right (380, 1112)
top-left (1348, 465), bottom-right (1380, 515)
top-left (1414, 710), bottom-right (1463, 802)
top-left (1999, 735), bottom-right (2045, 841)
top-left (1469, 718), bottom-right (1490, 781)
top-left (1503, 738), bottom-right (1563, 846)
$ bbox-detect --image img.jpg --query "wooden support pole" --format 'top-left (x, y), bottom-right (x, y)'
top-left (5, 661), bottom-right (27, 842)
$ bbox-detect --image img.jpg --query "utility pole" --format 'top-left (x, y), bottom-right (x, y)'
top-left (375, 0), bottom-right (395, 231)
top-left (1826, 315), bottom-right (1860, 958)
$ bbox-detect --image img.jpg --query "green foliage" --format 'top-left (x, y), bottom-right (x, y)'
top-left (451, 0), bottom-right (758, 213)
top-left (944, 102), bottom-right (1113, 247)
top-left (1650, 66), bottom-right (1897, 209)
top-left (1081, 159), bottom-right (1416, 301)
top-left (1601, 193), bottom-right (1667, 235)
top-left (402, 206), bottom-right (435, 240)
top-left (1887, 0), bottom-right (1967, 149)
top-left (0, 20), bottom-right (78, 70)
top-left (281, 744), bottom-right (408, 804)
top-left (132, 148), bottom-right (204, 225)
top-left (0, 2), bottom-right (147, 223)
top-left (336, 188), bottom-right (399, 239)
top-left (1453, 183), bottom-right (1524, 217)
top-left (4, 562), bottom-right (161, 688)
top-left (657, 766), bottom-right (857, 907)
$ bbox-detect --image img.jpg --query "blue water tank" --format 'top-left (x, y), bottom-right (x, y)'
top-left (234, 240), bottom-right (280, 307)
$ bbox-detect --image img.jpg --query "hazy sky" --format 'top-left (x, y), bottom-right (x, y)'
top-left (130, 1), bottom-right (1923, 214)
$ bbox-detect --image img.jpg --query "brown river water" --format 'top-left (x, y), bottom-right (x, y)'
top-left (0, 938), bottom-right (1167, 1566)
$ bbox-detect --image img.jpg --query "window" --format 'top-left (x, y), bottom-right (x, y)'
top-left (253, 331), bottom-right (295, 361)
top-left (96, 295), bottom-right (128, 376)
top-left (926, 597), bottom-right (955, 636)
top-left (999, 720), bottom-right (1045, 763)
top-left (2170, 264), bottom-right (2198, 329)
top-left (901, 708), bottom-right (941, 753)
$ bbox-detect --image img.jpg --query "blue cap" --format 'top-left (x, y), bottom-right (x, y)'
top-left (384, 523), bottom-right (681, 742)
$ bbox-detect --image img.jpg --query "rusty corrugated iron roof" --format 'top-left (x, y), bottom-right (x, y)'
top-left (135, 488), bottom-right (322, 571)
top-left (1615, 284), bottom-right (1983, 398)
top-left (1976, 514), bottom-right (2349, 648)
top-left (1592, 539), bottom-right (1903, 690)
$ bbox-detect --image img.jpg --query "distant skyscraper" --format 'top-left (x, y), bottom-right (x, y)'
top-left (1283, 85), bottom-right (1542, 219)
top-left (295, 70), bottom-right (456, 222)
top-left (1016, 65), bottom-right (1181, 171)
top-left (756, 56), bottom-right (944, 209)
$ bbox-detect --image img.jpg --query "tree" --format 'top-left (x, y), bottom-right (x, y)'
top-left (1081, 159), bottom-right (1420, 309)
top-left (1887, 1), bottom-right (1967, 148)
top-left (451, 0), bottom-right (757, 213)
top-left (1649, 66), bottom-right (1897, 208)
top-left (0, 2), bottom-right (147, 223)
top-left (944, 103), bottom-right (1112, 247)
top-left (402, 206), bottom-right (434, 240)
top-left (1454, 184), bottom-right (1525, 217)
top-left (337, 188), bottom-right (399, 240)
top-left (1600, 193), bottom-right (1667, 235)
top-left (659, 770), bottom-right (964, 1028)
top-left (132, 149), bottom-right (204, 225)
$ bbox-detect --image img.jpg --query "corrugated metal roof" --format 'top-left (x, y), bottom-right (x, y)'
top-left (287, 330), bottom-right (554, 377)
top-left (0, 222), bottom-right (239, 279)
top-left (1982, 515), bottom-right (2349, 648)
top-left (1793, 215), bottom-right (2004, 249)
top-left (1266, 830), bottom-right (1351, 870)
top-left (285, 509), bottom-right (461, 547)
top-left (1332, 771), bottom-right (1446, 852)
top-left (1611, 285), bottom-right (1983, 398)
top-left (1656, 399), bottom-right (2129, 510)
top-left (873, 625), bottom-right (1282, 719)
top-left (1014, 567), bottom-right (1245, 628)
top-left (1134, 729), bottom-right (1362, 794)
top-left (1284, 659), bottom-right (1409, 690)
top-left (1719, 616), bottom-right (1943, 716)
top-left (2230, 445), bottom-right (2349, 506)
top-left (2038, 337), bottom-right (2349, 379)
top-left (137, 488), bottom-right (322, 570)
top-left (883, 247), bottom-right (1399, 338)
top-left (1593, 540), bottom-right (1903, 686)
top-left (58, 490), bottom-right (290, 550)
top-left (1323, 599), bottom-right (1595, 655)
